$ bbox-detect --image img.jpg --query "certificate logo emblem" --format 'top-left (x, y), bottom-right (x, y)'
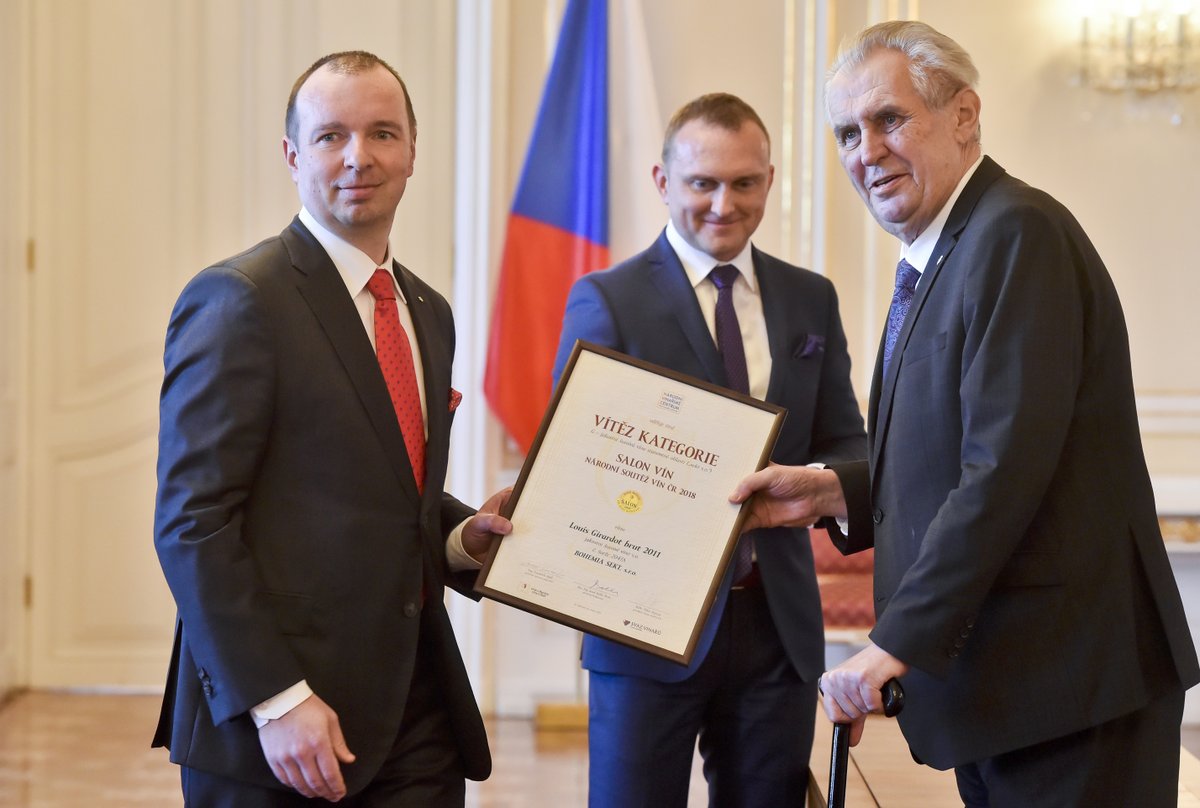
top-left (658, 391), bottom-right (683, 413)
top-left (616, 490), bottom-right (643, 513)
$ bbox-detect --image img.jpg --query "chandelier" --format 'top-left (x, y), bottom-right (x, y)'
top-left (1081, 1), bottom-right (1199, 92)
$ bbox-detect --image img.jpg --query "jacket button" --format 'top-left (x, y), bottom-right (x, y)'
top-left (953, 637), bottom-right (966, 649)
top-left (948, 649), bottom-right (960, 658)
top-left (403, 602), bottom-right (419, 618)
top-left (872, 508), bottom-right (884, 524)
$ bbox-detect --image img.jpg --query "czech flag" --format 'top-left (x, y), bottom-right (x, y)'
top-left (483, 0), bottom-right (610, 453)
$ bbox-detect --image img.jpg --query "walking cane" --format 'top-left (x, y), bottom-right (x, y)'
top-left (825, 678), bottom-right (905, 808)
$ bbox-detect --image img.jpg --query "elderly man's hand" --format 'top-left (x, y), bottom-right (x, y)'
top-left (819, 644), bottom-right (910, 746)
top-left (729, 464), bottom-right (847, 531)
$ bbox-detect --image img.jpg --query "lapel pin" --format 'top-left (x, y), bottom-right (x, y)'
top-left (936, 254), bottom-right (946, 267)
top-left (418, 295), bottom-right (425, 303)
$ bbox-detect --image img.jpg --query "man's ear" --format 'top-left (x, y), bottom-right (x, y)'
top-left (953, 88), bottom-right (981, 144)
top-left (283, 138), bottom-right (300, 176)
top-left (652, 163), bottom-right (669, 203)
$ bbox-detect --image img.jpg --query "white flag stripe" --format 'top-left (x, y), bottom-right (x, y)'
top-left (609, 0), bottom-right (665, 264)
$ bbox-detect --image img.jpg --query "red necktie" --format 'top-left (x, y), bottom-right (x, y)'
top-left (367, 269), bottom-right (426, 493)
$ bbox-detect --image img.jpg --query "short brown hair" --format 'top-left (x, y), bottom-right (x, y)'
top-left (661, 93), bottom-right (770, 164)
top-left (285, 50), bottom-right (416, 144)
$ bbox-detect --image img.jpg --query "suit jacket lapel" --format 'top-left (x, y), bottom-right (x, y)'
top-left (755, 249), bottom-right (791, 405)
top-left (282, 219), bottom-right (423, 506)
top-left (646, 232), bottom-right (727, 384)
top-left (869, 157), bottom-right (1007, 478)
top-left (394, 261), bottom-right (453, 585)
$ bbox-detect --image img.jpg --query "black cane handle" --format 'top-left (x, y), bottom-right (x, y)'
top-left (826, 678), bottom-right (905, 808)
top-left (880, 677), bottom-right (905, 718)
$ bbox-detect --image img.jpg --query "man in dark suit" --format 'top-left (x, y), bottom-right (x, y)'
top-left (153, 51), bottom-right (512, 807)
top-left (732, 21), bottom-right (1199, 807)
top-left (552, 93), bottom-right (867, 808)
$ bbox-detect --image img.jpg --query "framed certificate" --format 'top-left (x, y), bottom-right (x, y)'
top-left (475, 341), bottom-right (785, 665)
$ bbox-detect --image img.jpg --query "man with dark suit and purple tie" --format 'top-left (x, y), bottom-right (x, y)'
top-left (732, 21), bottom-right (1199, 808)
top-left (153, 51), bottom-right (511, 807)
top-left (553, 92), bottom-right (867, 808)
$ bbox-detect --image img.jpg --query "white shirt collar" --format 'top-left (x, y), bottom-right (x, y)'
top-left (298, 208), bottom-right (405, 303)
top-left (901, 153), bottom-right (985, 276)
top-left (664, 220), bottom-right (759, 292)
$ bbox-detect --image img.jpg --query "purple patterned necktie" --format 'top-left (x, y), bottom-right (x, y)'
top-left (883, 258), bottom-right (921, 375)
top-left (709, 265), bottom-right (754, 583)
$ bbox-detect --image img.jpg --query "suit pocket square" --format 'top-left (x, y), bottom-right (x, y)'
top-left (449, 387), bottom-right (463, 412)
top-left (793, 334), bottom-right (825, 359)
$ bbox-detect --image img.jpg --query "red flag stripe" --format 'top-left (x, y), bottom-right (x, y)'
top-left (484, 214), bottom-right (610, 451)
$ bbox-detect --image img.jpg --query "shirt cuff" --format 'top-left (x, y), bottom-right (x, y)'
top-left (805, 462), bottom-right (848, 532)
top-left (250, 680), bottom-right (313, 728)
top-left (446, 517), bottom-right (483, 572)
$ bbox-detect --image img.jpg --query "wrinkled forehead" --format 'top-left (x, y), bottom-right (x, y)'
top-left (826, 50), bottom-right (920, 124)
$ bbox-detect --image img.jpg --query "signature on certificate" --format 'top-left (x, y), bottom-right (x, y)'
top-left (577, 578), bottom-right (620, 600)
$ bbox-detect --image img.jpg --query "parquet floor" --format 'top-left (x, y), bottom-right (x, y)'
top-left (5, 691), bottom-right (1198, 807)
top-left (0, 691), bottom-right (707, 807)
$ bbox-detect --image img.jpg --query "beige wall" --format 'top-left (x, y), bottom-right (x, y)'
top-left (923, 0), bottom-right (1200, 504)
top-left (822, 1), bottom-right (1200, 509)
top-left (482, 0), bottom-right (1200, 713)
top-left (0, 0), bottom-right (29, 700)
top-left (0, 0), bottom-right (1195, 697)
top-left (8, 0), bottom-right (457, 690)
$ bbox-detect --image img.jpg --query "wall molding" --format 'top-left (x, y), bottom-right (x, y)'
top-left (1154, 477), bottom-right (1200, 517)
top-left (1138, 394), bottom-right (1200, 435)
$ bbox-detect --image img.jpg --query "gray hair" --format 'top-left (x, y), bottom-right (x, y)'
top-left (828, 20), bottom-right (980, 139)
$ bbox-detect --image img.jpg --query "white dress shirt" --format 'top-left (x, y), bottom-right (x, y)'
top-left (664, 220), bottom-right (771, 399)
top-left (900, 154), bottom-right (985, 280)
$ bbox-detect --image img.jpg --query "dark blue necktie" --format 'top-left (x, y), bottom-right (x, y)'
top-left (709, 265), bottom-right (749, 395)
top-left (883, 258), bottom-right (921, 375)
top-left (709, 264), bottom-right (754, 584)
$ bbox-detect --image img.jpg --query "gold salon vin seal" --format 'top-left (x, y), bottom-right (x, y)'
top-left (476, 342), bottom-right (784, 664)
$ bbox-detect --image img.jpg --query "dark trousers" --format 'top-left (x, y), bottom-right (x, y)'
top-left (181, 630), bottom-right (466, 808)
top-left (587, 585), bottom-right (819, 808)
top-left (954, 687), bottom-right (1185, 808)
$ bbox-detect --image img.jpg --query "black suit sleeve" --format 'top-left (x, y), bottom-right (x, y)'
top-left (154, 267), bottom-right (306, 724)
top-left (821, 460), bottom-right (874, 554)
